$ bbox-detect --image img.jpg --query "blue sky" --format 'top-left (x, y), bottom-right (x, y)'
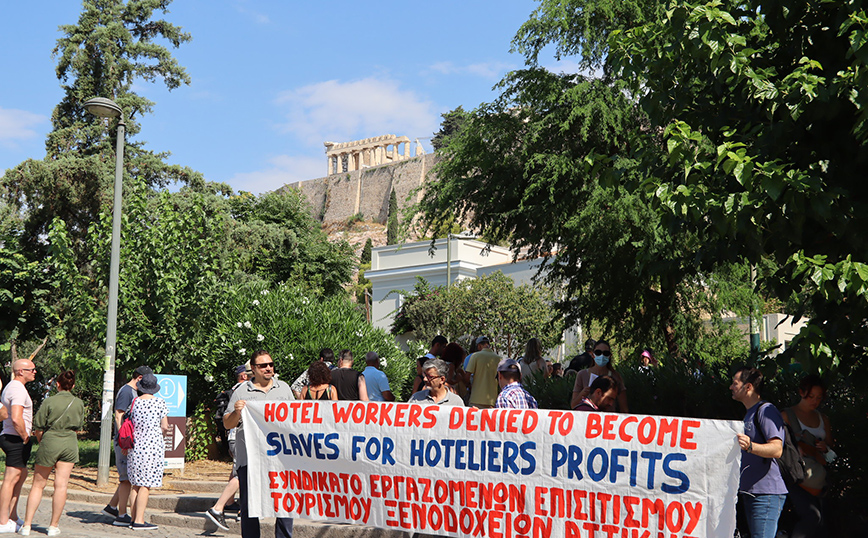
top-left (0, 1), bottom-right (573, 194)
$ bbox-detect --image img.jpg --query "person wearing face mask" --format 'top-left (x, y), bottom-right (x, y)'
top-left (569, 340), bottom-right (628, 412)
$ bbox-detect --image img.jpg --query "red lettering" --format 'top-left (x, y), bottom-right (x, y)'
top-left (394, 403), bottom-right (407, 427)
top-left (658, 418), bottom-right (678, 447)
top-left (547, 410), bottom-right (564, 435)
top-left (624, 496), bottom-right (640, 527)
top-left (264, 403), bottom-right (276, 422)
top-left (535, 487), bottom-right (548, 516)
top-left (586, 413), bottom-right (603, 438)
top-left (522, 411), bottom-right (538, 434)
top-left (268, 472), bottom-right (278, 489)
top-left (489, 510), bottom-right (504, 538)
top-left (619, 416), bottom-right (638, 442)
top-left (271, 492), bottom-right (282, 512)
top-left (422, 406), bottom-right (437, 428)
top-left (680, 420), bottom-right (700, 450)
top-left (450, 407), bottom-right (464, 429)
top-left (369, 475), bottom-right (381, 498)
top-left (408, 405), bottom-right (423, 427)
top-left (332, 402), bottom-right (352, 423)
top-left (366, 403), bottom-right (379, 425)
top-left (565, 521), bottom-right (580, 538)
top-left (641, 498), bottom-right (666, 530)
top-left (311, 402), bottom-right (323, 423)
top-left (466, 407), bottom-right (479, 431)
top-left (384, 499), bottom-right (398, 527)
top-left (684, 502), bottom-right (703, 534)
top-left (637, 417), bottom-right (656, 444)
top-left (506, 409), bottom-right (521, 433)
top-left (603, 415), bottom-right (617, 440)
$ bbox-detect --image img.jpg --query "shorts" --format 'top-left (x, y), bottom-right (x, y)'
top-left (229, 440), bottom-right (238, 479)
top-left (34, 433), bottom-right (79, 467)
top-left (0, 434), bottom-right (34, 468)
top-left (114, 440), bottom-right (129, 482)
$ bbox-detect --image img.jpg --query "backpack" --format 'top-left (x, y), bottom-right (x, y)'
top-left (213, 387), bottom-right (234, 441)
top-left (117, 397), bottom-right (137, 450)
top-left (753, 401), bottom-right (806, 486)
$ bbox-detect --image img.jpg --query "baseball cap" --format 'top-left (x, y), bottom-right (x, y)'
top-left (476, 335), bottom-right (490, 345)
top-left (497, 358), bottom-right (520, 373)
top-left (134, 366), bottom-right (154, 378)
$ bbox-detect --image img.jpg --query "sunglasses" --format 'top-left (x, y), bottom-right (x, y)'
top-left (253, 362), bottom-right (274, 369)
top-left (20, 368), bottom-right (37, 372)
top-left (593, 350), bottom-right (611, 357)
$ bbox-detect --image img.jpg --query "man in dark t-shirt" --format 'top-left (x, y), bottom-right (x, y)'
top-left (101, 365), bottom-right (152, 526)
top-left (566, 339), bottom-right (596, 373)
top-left (330, 349), bottom-right (368, 400)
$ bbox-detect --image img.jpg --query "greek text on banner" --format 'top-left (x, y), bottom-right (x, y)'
top-left (243, 401), bottom-right (741, 538)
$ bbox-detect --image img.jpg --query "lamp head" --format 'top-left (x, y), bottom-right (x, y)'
top-left (84, 97), bottom-right (122, 119)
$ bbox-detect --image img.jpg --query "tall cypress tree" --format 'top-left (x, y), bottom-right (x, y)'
top-left (386, 188), bottom-right (399, 245)
top-left (1, 0), bottom-right (199, 253)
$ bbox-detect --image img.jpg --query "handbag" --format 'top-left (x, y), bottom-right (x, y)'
top-left (117, 397), bottom-right (137, 450)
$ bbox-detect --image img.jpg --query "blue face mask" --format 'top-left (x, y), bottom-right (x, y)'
top-left (594, 355), bottom-right (610, 367)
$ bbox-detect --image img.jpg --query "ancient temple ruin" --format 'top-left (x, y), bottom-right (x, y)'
top-left (323, 135), bottom-right (424, 175)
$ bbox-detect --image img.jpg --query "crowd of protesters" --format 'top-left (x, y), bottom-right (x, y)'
top-left (0, 334), bottom-right (833, 538)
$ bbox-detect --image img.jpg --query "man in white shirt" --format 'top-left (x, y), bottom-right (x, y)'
top-left (362, 352), bottom-right (394, 402)
top-left (0, 359), bottom-right (37, 532)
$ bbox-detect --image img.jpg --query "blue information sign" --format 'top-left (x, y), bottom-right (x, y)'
top-left (155, 375), bottom-right (187, 417)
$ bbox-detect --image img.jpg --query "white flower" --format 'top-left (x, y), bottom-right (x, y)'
top-left (261, 289), bottom-right (269, 295)
top-left (252, 299), bottom-right (260, 306)
top-left (257, 334), bottom-right (264, 342)
top-left (289, 353), bottom-right (294, 361)
top-left (244, 321), bottom-right (252, 329)
top-left (205, 375), bottom-right (214, 382)
top-left (381, 359), bottom-right (387, 368)
top-left (239, 348), bottom-right (247, 355)
top-left (355, 331), bottom-right (364, 337)
top-left (301, 297), bottom-right (310, 305)
top-left (237, 322), bottom-right (242, 328)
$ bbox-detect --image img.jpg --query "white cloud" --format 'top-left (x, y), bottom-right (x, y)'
top-left (0, 107), bottom-right (46, 147)
top-left (228, 155), bottom-right (324, 195)
top-left (274, 78), bottom-right (439, 146)
top-left (427, 61), bottom-right (515, 79)
top-left (233, 1), bottom-right (270, 24)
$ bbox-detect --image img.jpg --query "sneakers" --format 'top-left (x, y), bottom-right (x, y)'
top-left (223, 501), bottom-right (241, 512)
top-left (101, 505), bottom-right (119, 519)
top-left (14, 522), bottom-right (22, 532)
top-left (112, 514), bottom-right (132, 527)
top-left (15, 526), bottom-right (28, 536)
top-left (46, 528), bottom-right (60, 537)
top-left (0, 520), bottom-right (17, 534)
top-left (206, 509), bottom-right (229, 531)
top-left (130, 522), bottom-right (158, 531)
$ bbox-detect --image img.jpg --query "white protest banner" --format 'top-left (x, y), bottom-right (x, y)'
top-left (243, 401), bottom-right (741, 538)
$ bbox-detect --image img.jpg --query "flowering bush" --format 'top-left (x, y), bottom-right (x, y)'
top-left (208, 282), bottom-right (415, 399)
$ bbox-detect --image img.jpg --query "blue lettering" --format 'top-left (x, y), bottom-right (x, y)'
top-left (587, 447), bottom-right (608, 482)
top-left (324, 433), bottom-right (339, 460)
top-left (382, 437), bottom-right (396, 465)
top-left (425, 439), bottom-right (442, 466)
top-left (266, 432), bottom-right (281, 456)
top-left (661, 453), bottom-right (690, 494)
top-left (520, 442), bottom-right (537, 476)
top-left (641, 451), bottom-right (663, 489)
top-left (351, 436), bottom-right (365, 461)
top-left (409, 439), bottom-right (424, 466)
top-left (487, 440), bottom-right (501, 472)
top-left (610, 448), bottom-right (628, 483)
top-left (455, 440), bottom-right (467, 470)
top-left (503, 441), bottom-right (519, 474)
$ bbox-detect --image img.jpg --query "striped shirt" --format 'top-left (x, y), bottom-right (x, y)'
top-left (495, 382), bottom-right (538, 409)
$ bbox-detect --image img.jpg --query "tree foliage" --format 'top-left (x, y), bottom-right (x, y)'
top-left (387, 188), bottom-right (399, 245)
top-left (420, 0), bottom-right (868, 377)
top-left (1, 0), bottom-right (199, 254)
top-left (392, 273), bottom-right (562, 358)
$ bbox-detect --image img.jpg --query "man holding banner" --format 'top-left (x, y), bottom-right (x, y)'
top-left (731, 366), bottom-right (787, 538)
top-left (224, 350), bottom-right (294, 538)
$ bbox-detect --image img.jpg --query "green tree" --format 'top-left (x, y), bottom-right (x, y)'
top-left (386, 188), bottom-right (399, 245)
top-left (431, 106), bottom-right (468, 151)
top-left (1, 0), bottom-right (198, 255)
top-left (393, 273), bottom-right (562, 358)
top-left (228, 189), bottom-right (355, 295)
top-left (355, 238), bottom-right (373, 304)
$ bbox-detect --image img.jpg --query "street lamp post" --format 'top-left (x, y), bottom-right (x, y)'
top-left (84, 97), bottom-right (126, 487)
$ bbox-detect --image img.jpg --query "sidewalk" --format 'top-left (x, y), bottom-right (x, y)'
top-left (12, 462), bottom-right (413, 538)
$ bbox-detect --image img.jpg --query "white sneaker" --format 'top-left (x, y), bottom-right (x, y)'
top-left (15, 526), bottom-right (28, 536)
top-left (47, 527), bottom-right (60, 537)
top-left (0, 520), bottom-right (17, 534)
top-left (13, 522), bottom-right (22, 532)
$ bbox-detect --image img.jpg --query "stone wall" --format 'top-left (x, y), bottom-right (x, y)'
top-left (284, 153), bottom-right (439, 224)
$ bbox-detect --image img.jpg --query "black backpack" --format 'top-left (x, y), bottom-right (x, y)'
top-left (753, 401), bottom-right (806, 486)
top-left (213, 388), bottom-right (233, 441)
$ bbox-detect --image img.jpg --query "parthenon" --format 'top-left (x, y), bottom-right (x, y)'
top-left (324, 135), bottom-right (423, 175)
